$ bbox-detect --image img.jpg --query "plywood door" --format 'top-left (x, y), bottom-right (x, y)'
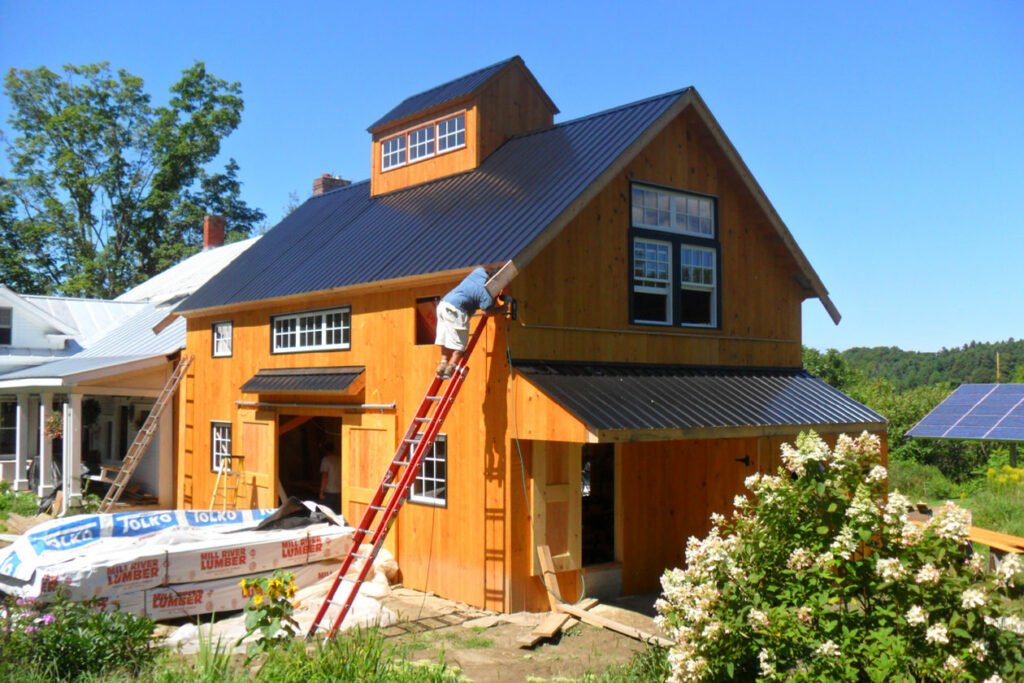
top-left (341, 413), bottom-right (397, 552)
top-left (531, 441), bottom-right (582, 574)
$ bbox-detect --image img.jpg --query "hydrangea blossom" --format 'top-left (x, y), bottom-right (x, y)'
top-left (961, 587), bottom-right (987, 609)
top-left (905, 605), bottom-right (927, 626)
top-left (926, 623), bottom-right (949, 644)
top-left (915, 563), bottom-right (941, 585)
top-left (875, 557), bottom-right (907, 581)
top-left (814, 640), bottom-right (841, 657)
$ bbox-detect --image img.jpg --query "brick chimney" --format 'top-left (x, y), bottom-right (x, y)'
top-left (313, 174), bottom-right (351, 196)
top-left (203, 215), bottom-right (226, 250)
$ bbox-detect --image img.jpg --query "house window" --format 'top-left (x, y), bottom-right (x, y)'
top-left (630, 183), bottom-right (719, 327)
top-left (211, 422), bottom-right (231, 472)
top-left (381, 135), bottom-right (406, 170)
top-left (272, 307), bottom-right (351, 353)
top-left (436, 114), bottom-right (466, 152)
top-left (0, 308), bottom-right (11, 345)
top-left (407, 124), bottom-right (435, 162)
top-left (212, 321), bottom-right (232, 357)
top-left (380, 111), bottom-right (467, 171)
top-left (409, 434), bottom-right (447, 506)
top-left (0, 401), bottom-right (15, 456)
top-left (632, 238), bottom-right (672, 324)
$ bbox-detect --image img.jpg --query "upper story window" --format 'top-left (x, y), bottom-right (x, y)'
top-left (272, 306), bottom-right (351, 353)
top-left (380, 112), bottom-right (466, 171)
top-left (381, 136), bottom-right (406, 170)
top-left (0, 307), bottom-right (11, 345)
top-left (212, 320), bottom-right (233, 357)
top-left (630, 184), bottom-right (719, 328)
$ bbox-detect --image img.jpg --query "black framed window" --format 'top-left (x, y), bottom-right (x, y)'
top-left (629, 183), bottom-right (719, 328)
top-left (212, 320), bottom-right (233, 357)
top-left (0, 307), bottom-right (11, 345)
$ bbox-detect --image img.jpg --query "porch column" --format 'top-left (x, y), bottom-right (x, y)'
top-left (37, 393), bottom-right (54, 497)
top-left (13, 393), bottom-right (30, 491)
top-left (61, 393), bottom-right (83, 513)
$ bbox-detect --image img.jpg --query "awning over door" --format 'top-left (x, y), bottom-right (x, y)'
top-left (240, 366), bottom-right (365, 394)
top-left (512, 360), bottom-right (886, 442)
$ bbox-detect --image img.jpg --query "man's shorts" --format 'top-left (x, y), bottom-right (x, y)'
top-left (435, 300), bottom-right (469, 351)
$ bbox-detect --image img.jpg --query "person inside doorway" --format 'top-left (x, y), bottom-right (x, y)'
top-left (318, 442), bottom-right (341, 514)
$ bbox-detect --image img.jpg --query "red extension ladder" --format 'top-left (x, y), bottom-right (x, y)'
top-left (307, 313), bottom-right (491, 639)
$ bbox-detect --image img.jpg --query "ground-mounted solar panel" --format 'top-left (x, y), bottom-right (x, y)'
top-left (907, 384), bottom-right (1024, 441)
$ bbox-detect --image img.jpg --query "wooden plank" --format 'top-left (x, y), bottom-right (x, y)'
top-left (278, 415), bottom-right (312, 436)
top-left (558, 602), bottom-right (674, 648)
top-left (536, 544), bottom-right (562, 611)
top-left (533, 612), bottom-right (571, 639)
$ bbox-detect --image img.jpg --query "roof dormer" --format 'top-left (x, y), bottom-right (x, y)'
top-left (368, 56), bottom-right (558, 196)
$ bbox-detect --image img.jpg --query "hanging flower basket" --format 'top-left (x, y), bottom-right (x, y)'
top-left (44, 412), bottom-right (63, 440)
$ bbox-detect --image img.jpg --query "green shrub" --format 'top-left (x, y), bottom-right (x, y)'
top-left (0, 480), bottom-right (39, 519)
top-left (888, 458), bottom-right (959, 502)
top-left (656, 431), bottom-right (1024, 682)
top-left (0, 595), bottom-right (156, 681)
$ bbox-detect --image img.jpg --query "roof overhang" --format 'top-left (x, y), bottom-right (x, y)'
top-left (0, 354), bottom-right (170, 391)
top-left (513, 360), bottom-right (886, 443)
top-left (0, 285), bottom-right (78, 336)
top-left (240, 366), bottom-right (366, 395)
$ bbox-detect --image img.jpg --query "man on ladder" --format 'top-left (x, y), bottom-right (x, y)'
top-left (434, 267), bottom-right (502, 379)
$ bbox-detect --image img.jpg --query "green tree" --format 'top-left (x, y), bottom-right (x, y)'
top-left (802, 346), bottom-right (857, 392)
top-left (1, 61), bottom-right (264, 297)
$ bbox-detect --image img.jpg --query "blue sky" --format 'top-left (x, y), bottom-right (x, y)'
top-left (1, 1), bottom-right (1021, 352)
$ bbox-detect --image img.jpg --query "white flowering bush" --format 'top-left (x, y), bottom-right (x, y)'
top-left (655, 431), bottom-right (1024, 682)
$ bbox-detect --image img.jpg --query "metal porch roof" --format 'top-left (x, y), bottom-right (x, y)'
top-left (512, 360), bottom-right (886, 434)
top-left (177, 88), bottom-right (686, 314)
top-left (240, 367), bottom-right (365, 393)
top-left (368, 57), bottom-right (518, 130)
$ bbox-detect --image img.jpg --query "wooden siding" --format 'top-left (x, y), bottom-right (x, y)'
top-left (508, 106), bottom-right (807, 368)
top-left (370, 61), bottom-right (555, 197)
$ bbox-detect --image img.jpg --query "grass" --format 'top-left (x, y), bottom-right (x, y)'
top-left (0, 481), bottom-right (40, 530)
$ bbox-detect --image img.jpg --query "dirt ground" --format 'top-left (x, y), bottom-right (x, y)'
top-left (378, 588), bottom-right (664, 681)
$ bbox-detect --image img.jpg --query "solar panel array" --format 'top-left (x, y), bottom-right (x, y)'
top-left (907, 384), bottom-right (1024, 441)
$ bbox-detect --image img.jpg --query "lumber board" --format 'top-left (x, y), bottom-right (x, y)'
top-left (558, 602), bottom-right (674, 648)
top-left (533, 612), bottom-right (571, 639)
top-left (536, 545), bottom-right (562, 611)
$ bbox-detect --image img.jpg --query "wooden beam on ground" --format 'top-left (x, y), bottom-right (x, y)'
top-left (518, 612), bottom-right (572, 648)
top-left (536, 544), bottom-right (562, 611)
top-left (279, 415), bottom-right (312, 436)
top-left (558, 603), bottom-right (674, 648)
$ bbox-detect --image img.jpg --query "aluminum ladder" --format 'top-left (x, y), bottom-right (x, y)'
top-left (98, 354), bottom-right (193, 512)
top-left (307, 314), bottom-right (490, 639)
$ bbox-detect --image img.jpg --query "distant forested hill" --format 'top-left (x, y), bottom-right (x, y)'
top-left (841, 339), bottom-right (1024, 392)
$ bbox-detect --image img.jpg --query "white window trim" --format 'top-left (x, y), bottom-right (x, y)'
top-left (631, 185), bottom-right (715, 239)
top-left (379, 111), bottom-right (467, 172)
top-left (679, 245), bottom-right (717, 328)
top-left (212, 320), bottom-right (233, 358)
top-left (271, 306), bottom-right (351, 354)
top-left (409, 434), bottom-right (447, 507)
top-left (381, 135), bottom-right (406, 170)
top-left (211, 422), bottom-right (232, 472)
top-left (632, 237), bottom-right (673, 326)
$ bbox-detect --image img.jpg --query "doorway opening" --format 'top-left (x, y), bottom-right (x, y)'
top-left (277, 415), bottom-right (341, 505)
top-left (581, 443), bottom-right (615, 566)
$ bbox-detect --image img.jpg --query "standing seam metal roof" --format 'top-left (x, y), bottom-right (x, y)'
top-left (511, 360), bottom-right (885, 433)
top-left (177, 88), bottom-right (686, 313)
top-left (368, 57), bottom-right (518, 131)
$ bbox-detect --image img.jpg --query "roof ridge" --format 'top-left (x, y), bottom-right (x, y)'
top-left (401, 56), bottom-right (517, 103)
top-left (309, 177), bottom-right (370, 200)
top-left (510, 87), bottom-right (690, 142)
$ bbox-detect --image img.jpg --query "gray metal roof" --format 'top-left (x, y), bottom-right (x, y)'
top-left (368, 57), bottom-right (518, 131)
top-left (0, 305), bottom-right (184, 383)
top-left (178, 88), bottom-right (686, 313)
top-left (240, 367), bottom-right (364, 393)
top-left (513, 360), bottom-right (885, 434)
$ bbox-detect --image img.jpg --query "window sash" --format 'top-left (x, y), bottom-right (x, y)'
top-left (271, 307), bottom-right (351, 353)
top-left (0, 307), bottom-right (10, 345)
top-left (380, 112), bottom-right (466, 171)
top-left (632, 237), bottom-right (672, 324)
top-left (211, 423), bottom-right (232, 472)
top-left (212, 321), bottom-right (232, 357)
top-left (409, 434), bottom-right (447, 506)
top-left (631, 186), bottom-right (714, 238)
top-left (0, 401), bottom-right (16, 456)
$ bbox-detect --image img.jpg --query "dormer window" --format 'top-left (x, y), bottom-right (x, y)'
top-left (380, 112), bottom-right (467, 172)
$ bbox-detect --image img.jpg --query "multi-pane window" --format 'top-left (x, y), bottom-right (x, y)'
top-left (630, 183), bottom-right (718, 327)
top-left (436, 114), bottom-right (466, 152)
top-left (0, 401), bottom-right (15, 456)
top-left (0, 308), bottom-right (11, 345)
top-left (211, 422), bottom-right (231, 472)
top-left (407, 124), bottom-right (435, 161)
top-left (272, 307), bottom-right (351, 353)
top-left (381, 135), bottom-right (406, 170)
top-left (380, 111), bottom-right (467, 170)
top-left (212, 321), bottom-right (232, 357)
top-left (632, 238), bottom-right (672, 324)
top-left (409, 434), bottom-right (447, 506)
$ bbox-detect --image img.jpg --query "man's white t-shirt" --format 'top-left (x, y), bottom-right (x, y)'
top-left (320, 455), bottom-right (341, 494)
